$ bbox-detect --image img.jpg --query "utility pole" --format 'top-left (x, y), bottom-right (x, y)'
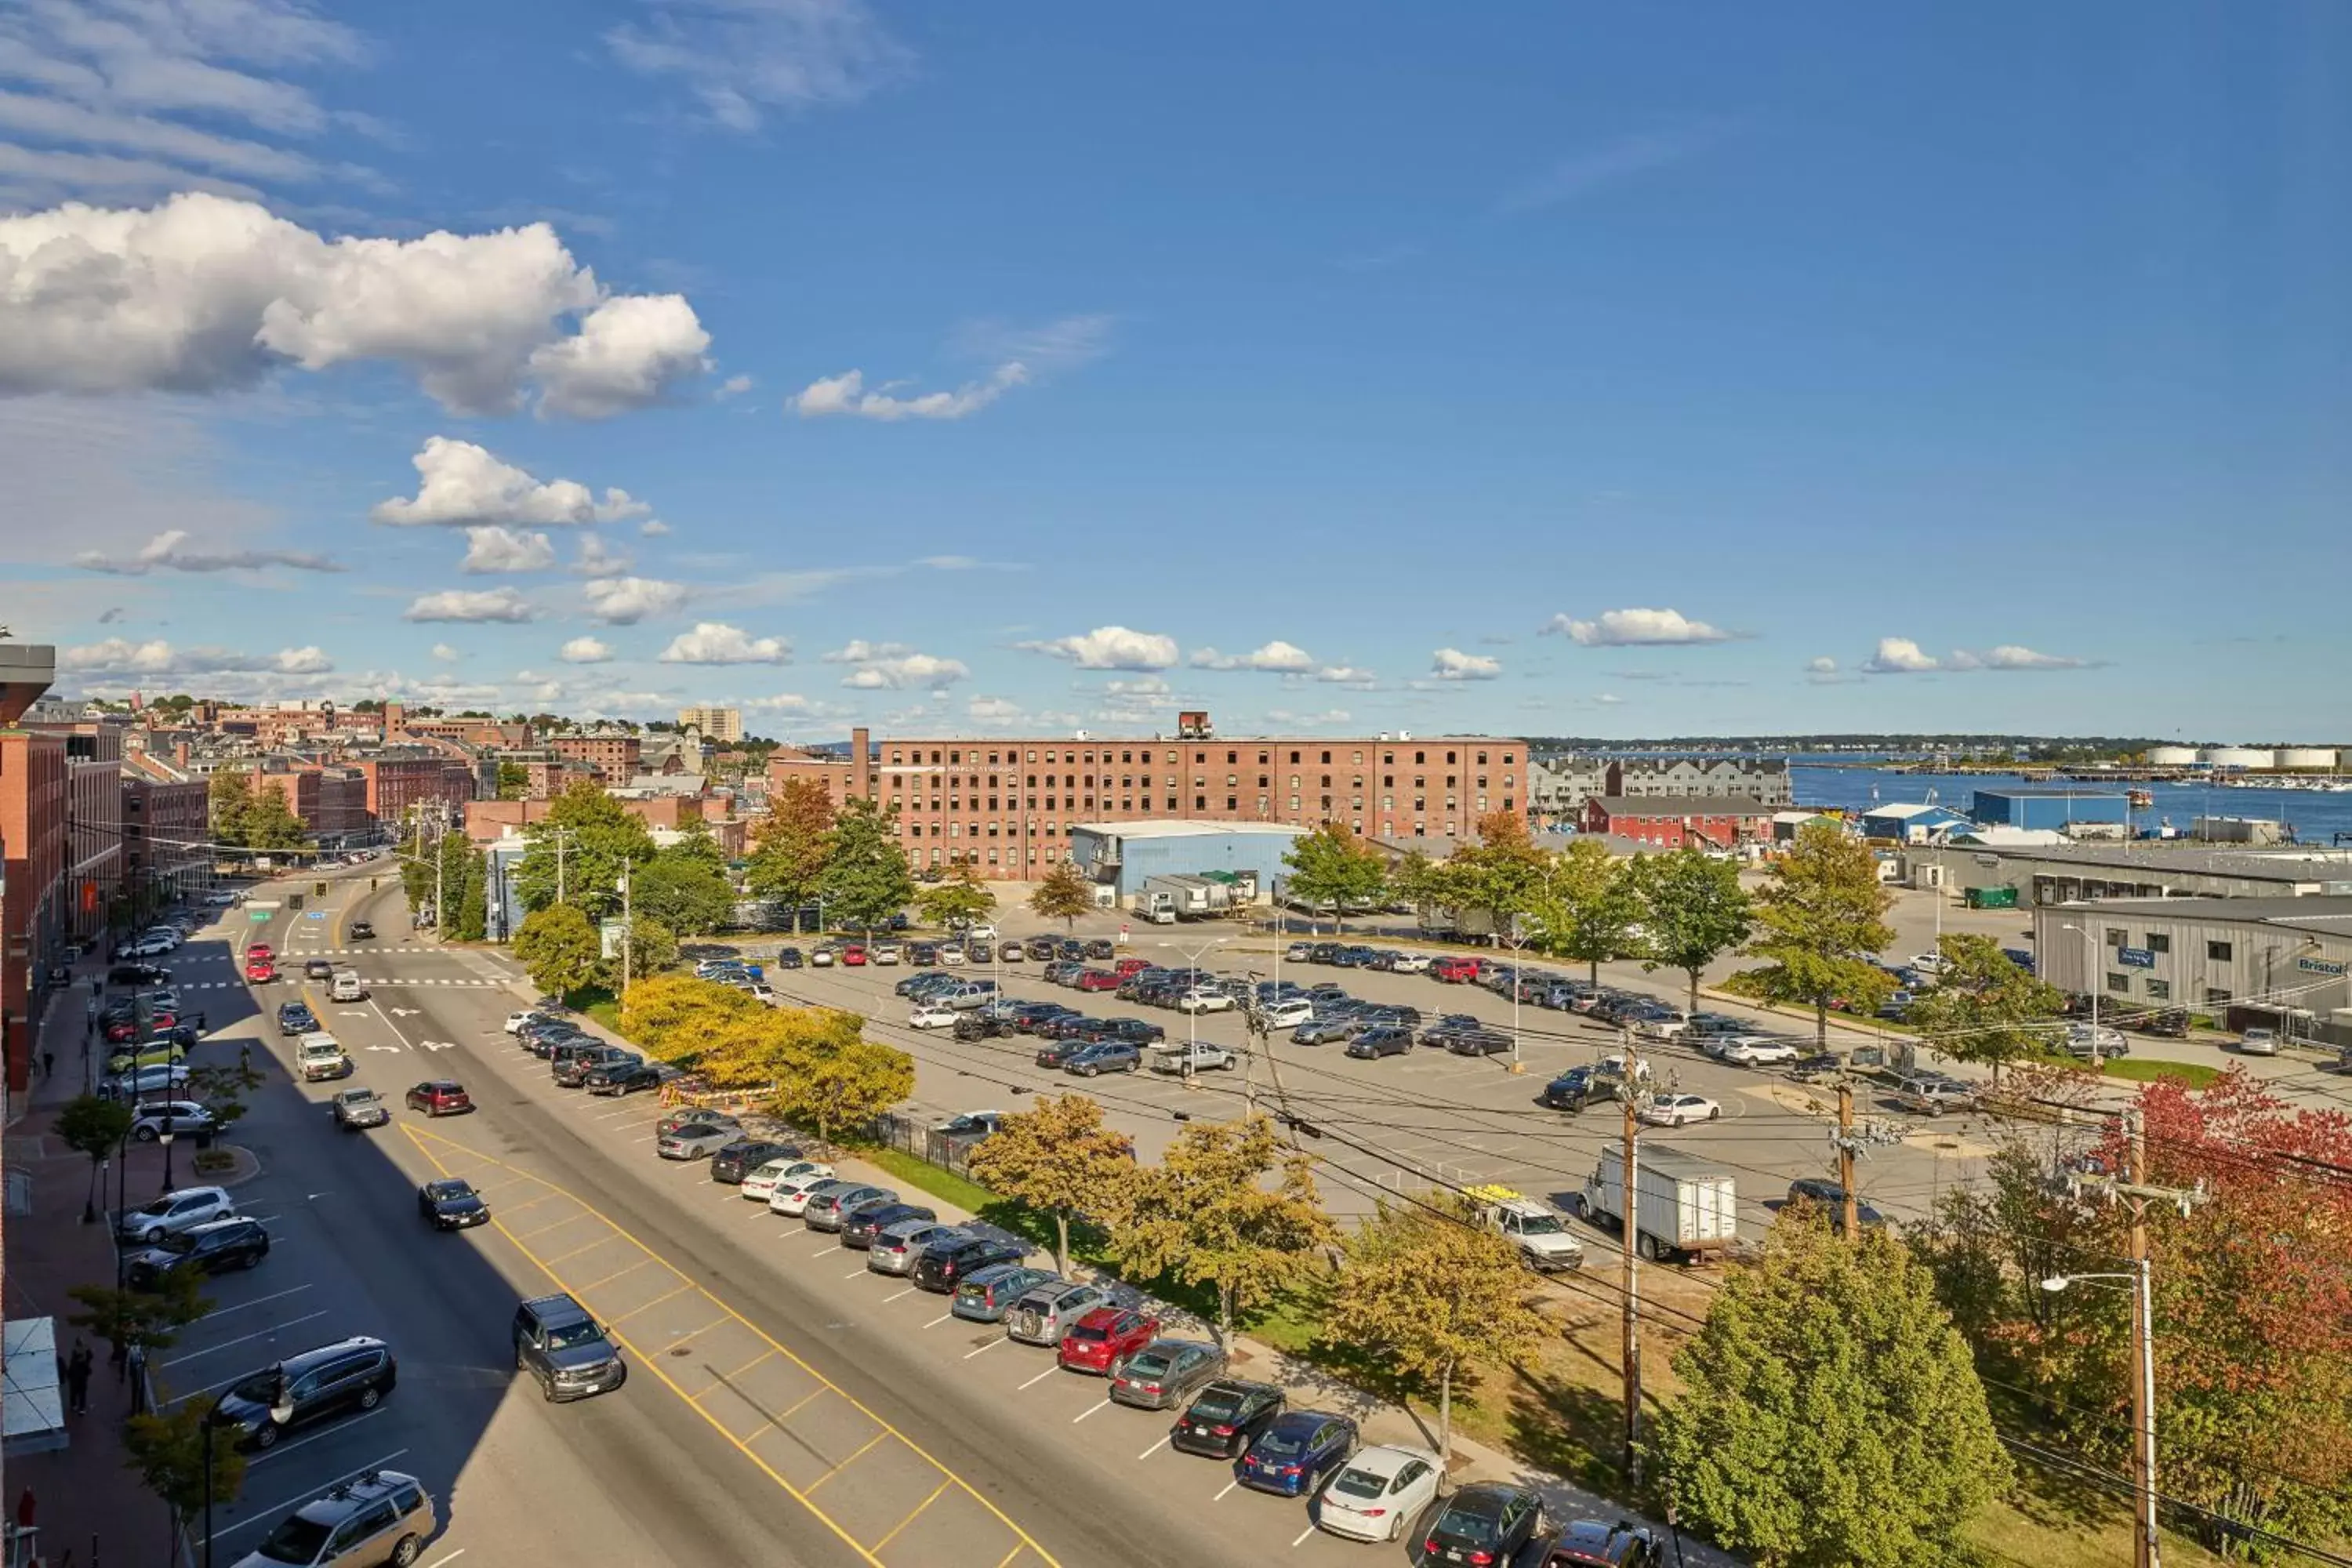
top-left (1838, 1080), bottom-right (1858, 1240)
top-left (619, 862), bottom-right (633, 1004)
top-left (1618, 1024), bottom-right (1644, 1490)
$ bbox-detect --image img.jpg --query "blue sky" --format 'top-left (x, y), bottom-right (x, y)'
top-left (3, 1), bottom-right (2346, 742)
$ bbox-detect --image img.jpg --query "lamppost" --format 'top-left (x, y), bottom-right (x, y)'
top-left (2060, 921), bottom-right (2103, 1066)
top-left (112, 1123), bottom-right (132, 1294)
top-left (2044, 1269), bottom-right (2161, 1567)
top-left (158, 1121), bottom-right (176, 1196)
top-left (1169, 935), bottom-right (1228, 1087)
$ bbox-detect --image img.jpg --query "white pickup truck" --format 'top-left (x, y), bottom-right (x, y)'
top-left (1472, 1189), bottom-right (1585, 1272)
top-left (1151, 1041), bottom-right (1239, 1074)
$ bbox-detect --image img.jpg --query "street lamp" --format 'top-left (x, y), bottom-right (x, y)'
top-left (158, 1122), bottom-right (176, 1196)
top-left (2060, 921), bottom-right (2103, 1067)
top-left (2042, 1270), bottom-right (2161, 1567)
top-left (1169, 935), bottom-right (1229, 1087)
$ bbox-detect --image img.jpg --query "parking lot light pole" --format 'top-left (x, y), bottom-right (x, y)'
top-left (158, 1123), bottom-right (176, 1196)
top-left (2062, 921), bottom-right (2102, 1066)
top-left (1172, 935), bottom-right (1228, 1087)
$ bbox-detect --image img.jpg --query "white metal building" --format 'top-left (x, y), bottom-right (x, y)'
top-left (2031, 895), bottom-right (2352, 1038)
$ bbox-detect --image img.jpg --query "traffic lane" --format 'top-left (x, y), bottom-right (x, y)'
top-left (404, 978), bottom-right (1396, 1568)
top-left (231, 974), bottom-right (876, 1568)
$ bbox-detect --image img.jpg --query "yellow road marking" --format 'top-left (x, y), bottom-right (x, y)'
top-left (666, 1311), bottom-right (733, 1345)
top-left (871, 1479), bottom-right (953, 1552)
top-left (805, 1432), bottom-right (888, 1495)
top-left (610, 1282), bottom-right (695, 1323)
top-left (575, 1256), bottom-right (651, 1290)
top-left (546, 1234), bottom-right (626, 1266)
top-left (723, 1349), bottom-right (775, 1381)
top-left (510, 1210), bottom-right (593, 1241)
top-left (499, 1192), bottom-right (561, 1218)
top-left (401, 1123), bottom-right (1062, 1567)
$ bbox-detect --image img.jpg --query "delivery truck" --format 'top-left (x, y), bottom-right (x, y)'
top-left (1573, 1145), bottom-right (1738, 1262)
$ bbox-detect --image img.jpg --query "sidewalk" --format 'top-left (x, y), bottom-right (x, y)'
top-left (5, 960), bottom-right (177, 1568)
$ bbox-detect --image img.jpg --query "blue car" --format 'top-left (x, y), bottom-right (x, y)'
top-left (1236, 1410), bottom-right (1358, 1497)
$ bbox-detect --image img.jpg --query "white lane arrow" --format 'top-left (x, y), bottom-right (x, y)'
top-left (389, 1008), bottom-right (421, 1018)
top-left (363, 1044), bottom-right (403, 1053)
top-left (419, 1040), bottom-right (456, 1052)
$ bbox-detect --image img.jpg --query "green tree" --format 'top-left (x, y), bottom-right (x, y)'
top-left (1108, 1116), bottom-right (1334, 1351)
top-left (965, 1094), bottom-right (1137, 1276)
top-left (1279, 822), bottom-right (1389, 935)
top-left (915, 861), bottom-right (996, 931)
top-left (1650, 1213), bottom-right (2009, 1568)
top-left (207, 767), bottom-right (252, 850)
top-left (1629, 848), bottom-right (1755, 1014)
top-left (1323, 1196), bottom-right (1548, 1467)
top-left (495, 760), bottom-right (529, 800)
top-left (746, 777), bottom-right (836, 925)
top-left (512, 904), bottom-right (602, 996)
top-left (1531, 837), bottom-right (1642, 983)
top-left (817, 797), bottom-right (915, 935)
top-left (241, 784), bottom-right (310, 853)
top-left (667, 813), bottom-right (728, 869)
top-left (1428, 811), bottom-right (1552, 942)
top-left (68, 1270), bottom-right (211, 1363)
top-left (1901, 934), bottom-right (2066, 1081)
top-left (753, 1011), bottom-right (913, 1146)
top-left (1029, 860), bottom-right (1094, 933)
top-left (434, 829), bottom-right (488, 942)
top-left (630, 853), bottom-right (736, 936)
top-left (124, 1394), bottom-right (247, 1542)
top-left (57, 1094), bottom-right (134, 1220)
top-left (619, 975), bottom-right (764, 1062)
top-left (609, 915), bottom-right (678, 985)
top-left (183, 1058), bottom-right (264, 1134)
top-left (513, 779), bottom-right (656, 919)
top-left (1730, 824), bottom-right (1896, 1046)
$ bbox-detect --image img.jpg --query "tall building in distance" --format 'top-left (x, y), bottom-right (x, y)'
top-left (677, 706), bottom-right (743, 742)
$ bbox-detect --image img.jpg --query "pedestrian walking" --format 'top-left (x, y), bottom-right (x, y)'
top-left (125, 1345), bottom-right (147, 1414)
top-left (64, 1343), bottom-right (91, 1416)
top-left (41, 1048), bottom-right (53, 1079)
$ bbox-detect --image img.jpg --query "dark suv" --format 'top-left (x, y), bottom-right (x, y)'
top-left (512, 1293), bottom-right (627, 1403)
top-left (124, 1216), bottom-right (270, 1287)
top-left (1170, 1377), bottom-right (1286, 1458)
top-left (910, 1233), bottom-right (1030, 1293)
top-left (711, 1138), bottom-right (802, 1185)
top-left (213, 1336), bottom-right (397, 1450)
top-left (1424, 1483), bottom-right (1545, 1566)
top-left (554, 1046), bottom-right (638, 1087)
top-left (584, 1057), bottom-right (662, 1096)
top-left (1541, 1517), bottom-right (1662, 1566)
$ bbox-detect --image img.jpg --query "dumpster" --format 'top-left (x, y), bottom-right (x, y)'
top-left (1963, 886), bottom-right (2018, 909)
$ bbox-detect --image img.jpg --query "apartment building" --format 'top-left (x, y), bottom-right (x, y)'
top-left (677, 706), bottom-right (743, 742)
top-left (767, 713), bottom-right (1523, 879)
top-left (551, 733), bottom-right (642, 780)
top-left (122, 752), bottom-right (209, 909)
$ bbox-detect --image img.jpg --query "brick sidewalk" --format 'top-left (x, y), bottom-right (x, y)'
top-left (5, 967), bottom-right (177, 1568)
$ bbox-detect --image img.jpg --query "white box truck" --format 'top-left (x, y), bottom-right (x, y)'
top-left (1573, 1146), bottom-right (1737, 1262)
top-left (1142, 873), bottom-right (1227, 919)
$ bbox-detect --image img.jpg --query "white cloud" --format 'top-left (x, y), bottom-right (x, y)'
top-left (744, 693), bottom-right (812, 713)
top-left (430, 643), bottom-right (460, 662)
top-left (1980, 644), bottom-right (2089, 671)
top-left (59, 637), bottom-right (333, 674)
top-left (638, 519), bottom-right (671, 537)
top-left (403, 586), bottom-right (535, 623)
top-left (74, 528), bottom-right (341, 575)
top-left (821, 639), bottom-right (913, 664)
top-left (966, 695), bottom-right (1022, 721)
top-left (1543, 608), bottom-right (1731, 647)
top-left (604, 0), bottom-right (910, 132)
top-left (1592, 692), bottom-right (1625, 706)
top-left (1015, 625), bottom-right (1179, 671)
top-left (1498, 125), bottom-right (1727, 215)
top-left (0, 194), bottom-right (709, 416)
top-left (716, 373), bottom-right (753, 398)
top-left (372, 437), bottom-right (650, 528)
top-left (572, 534), bottom-right (632, 577)
top-left (657, 621), bottom-right (790, 664)
top-left (790, 361), bottom-right (1027, 422)
top-left (1859, 637), bottom-right (1941, 673)
top-left (1190, 640), bottom-right (1315, 673)
top-left (459, 525), bottom-right (556, 574)
top-left (1316, 665), bottom-right (1377, 688)
top-left (1431, 648), bottom-right (1502, 681)
top-left (1263, 708), bottom-right (1352, 728)
top-left (1806, 657), bottom-right (1838, 674)
top-left (839, 653), bottom-right (968, 690)
top-left (583, 576), bottom-right (690, 625)
top-left (948, 314), bottom-right (1114, 373)
top-left (557, 636), bottom-right (613, 664)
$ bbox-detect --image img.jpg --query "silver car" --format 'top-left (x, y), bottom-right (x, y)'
top-left (866, 1220), bottom-right (970, 1275)
top-left (656, 1123), bottom-right (739, 1160)
top-left (1108, 1338), bottom-right (1227, 1410)
top-left (1004, 1279), bottom-right (1115, 1345)
top-left (802, 1183), bottom-right (895, 1233)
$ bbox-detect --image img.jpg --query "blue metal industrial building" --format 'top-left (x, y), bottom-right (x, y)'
top-left (1969, 788), bottom-right (2129, 831)
top-left (1859, 800), bottom-right (1976, 842)
top-left (1067, 820), bottom-right (1308, 904)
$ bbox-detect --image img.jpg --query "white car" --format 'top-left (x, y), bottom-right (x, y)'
top-left (961, 924), bottom-right (998, 942)
top-left (1315, 1444), bottom-right (1444, 1543)
top-left (1908, 952), bottom-right (1951, 975)
top-left (747, 983), bottom-right (778, 1005)
top-left (2238, 1027), bottom-right (2279, 1056)
top-left (870, 943), bottom-right (902, 966)
top-left (1264, 997), bottom-right (1316, 1030)
top-left (1176, 989), bottom-right (1234, 1014)
top-left (938, 945), bottom-right (967, 966)
top-left (742, 1158), bottom-right (832, 1203)
top-left (1639, 1092), bottom-right (1722, 1127)
top-left (503, 1011), bottom-right (546, 1034)
top-left (811, 948), bottom-right (837, 967)
top-left (1387, 953), bottom-right (1433, 975)
top-left (205, 891), bottom-right (240, 907)
top-left (909, 1004), bottom-right (958, 1030)
top-left (767, 1172), bottom-right (840, 1217)
top-left (1719, 1036), bottom-right (1800, 1067)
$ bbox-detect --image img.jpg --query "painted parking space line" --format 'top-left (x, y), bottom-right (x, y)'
top-left (1071, 1398), bottom-right (1112, 1424)
top-left (844, 1265), bottom-right (871, 1279)
top-left (870, 1478), bottom-right (955, 1555)
top-left (1018, 1365), bottom-right (1060, 1390)
top-left (546, 1233), bottom-right (626, 1266)
top-left (608, 1281), bottom-right (696, 1323)
top-left (1137, 1434), bottom-right (1171, 1461)
top-left (884, 1285), bottom-right (920, 1302)
top-left (924, 1312), bottom-right (954, 1328)
top-left (247, 1406), bottom-right (387, 1465)
top-left (160, 1310), bottom-right (330, 1368)
top-left (1214, 1479), bottom-right (1240, 1501)
top-left (1290, 1523), bottom-right (1317, 1548)
top-left (192, 1284), bottom-right (313, 1323)
top-left (803, 1431), bottom-right (889, 1496)
top-left (209, 1449), bottom-right (409, 1543)
top-left (962, 1337), bottom-right (1005, 1359)
top-left (577, 1256), bottom-right (654, 1293)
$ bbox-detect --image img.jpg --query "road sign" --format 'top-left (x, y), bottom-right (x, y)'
top-left (2117, 946), bottom-right (2156, 969)
top-left (249, 910), bottom-right (274, 923)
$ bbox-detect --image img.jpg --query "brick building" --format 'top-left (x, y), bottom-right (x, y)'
top-left (766, 715), bottom-right (1523, 880)
top-left (464, 791), bottom-right (738, 853)
top-left (32, 720), bottom-right (128, 942)
top-left (551, 734), bottom-right (641, 780)
top-left (251, 765), bottom-right (370, 838)
top-left (1580, 795), bottom-right (1780, 849)
top-left (122, 753), bottom-right (210, 911)
top-left (354, 751), bottom-right (475, 826)
top-left (1, 644), bottom-right (64, 1094)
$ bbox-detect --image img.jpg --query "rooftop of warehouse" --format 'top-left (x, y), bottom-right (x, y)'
top-left (1071, 819), bottom-right (1311, 840)
top-left (2043, 894), bottom-right (2352, 936)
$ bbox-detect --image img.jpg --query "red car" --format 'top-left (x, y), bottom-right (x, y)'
top-left (247, 943), bottom-right (275, 964)
top-left (1433, 956), bottom-right (1481, 982)
top-left (841, 946), bottom-right (868, 967)
top-left (1076, 968), bottom-right (1122, 992)
top-left (245, 958), bottom-right (277, 984)
top-left (1058, 1307), bottom-right (1160, 1374)
top-left (106, 1014), bottom-right (180, 1044)
top-left (1113, 957), bottom-right (1150, 978)
top-left (405, 1080), bottom-right (474, 1116)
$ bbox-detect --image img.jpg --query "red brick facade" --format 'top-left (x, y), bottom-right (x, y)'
top-left (1580, 795), bottom-right (1778, 849)
top-left (1, 728), bottom-right (66, 1092)
top-left (551, 735), bottom-right (641, 780)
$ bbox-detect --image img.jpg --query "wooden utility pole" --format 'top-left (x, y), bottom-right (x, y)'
top-left (1620, 1027), bottom-right (1644, 1489)
top-left (1838, 1080), bottom-right (1858, 1240)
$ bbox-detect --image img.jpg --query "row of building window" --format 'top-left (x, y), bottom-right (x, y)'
top-left (891, 773), bottom-right (1512, 792)
top-left (886, 746), bottom-right (1519, 768)
top-left (2103, 929), bottom-right (2234, 962)
top-left (2104, 974), bottom-right (2234, 1006)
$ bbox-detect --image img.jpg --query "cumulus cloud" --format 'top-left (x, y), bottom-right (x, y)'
top-left (0, 194), bottom-right (710, 416)
top-left (657, 621), bottom-right (790, 664)
top-left (1543, 608), bottom-right (1731, 646)
top-left (74, 528), bottom-right (342, 575)
top-left (1431, 648), bottom-right (1502, 681)
top-left (838, 652), bottom-right (968, 690)
top-left (821, 639), bottom-right (912, 664)
top-left (604, 0), bottom-right (911, 132)
top-left (371, 437), bottom-right (650, 528)
top-left (1263, 708), bottom-right (1352, 727)
top-left (59, 637), bottom-right (332, 674)
top-left (1190, 640), bottom-right (1315, 673)
top-left (403, 586), bottom-right (535, 623)
top-left (1860, 637), bottom-right (1940, 673)
top-left (1316, 666), bottom-right (1377, 688)
top-left (1806, 657), bottom-right (1838, 674)
top-left (638, 519), bottom-right (671, 537)
top-left (557, 636), bottom-right (613, 664)
top-left (1855, 640), bottom-right (2094, 673)
top-left (459, 525), bottom-right (556, 574)
top-left (716, 373), bottom-right (753, 398)
top-left (790, 361), bottom-right (1027, 422)
top-left (572, 534), bottom-right (632, 577)
top-left (1014, 625), bottom-right (1179, 671)
top-left (1979, 644), bottom-right (2089, 670)
top-left (430, 643), bottom-right (461, 662)
top-left (966, 695), bottom-right (1022, 721)
top-left (582, 575), bottom-right (690, 625)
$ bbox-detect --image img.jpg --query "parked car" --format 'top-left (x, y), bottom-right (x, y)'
top-left (213, 1336), bottom-right (397, 1450)
top-left (418, 1178), bottom-right (490, 1231)
top-left (126, 1100), bottom-right (217, 1145)
top-left (1719, 1036), bottom-right (1800, 1068)
top-left (711, 1138), bottom-right (804, 1185)
top-left (1109, 1338), bottom-right (1226, 1410)
top-left (910, 1004), bottom-right (959, 1030)
top-left (950, 1263), bottom-right (1059, 1322)
top-left (1057, 1307), bottom-right (1160, 1374)
top-left (1638, 1093), bottom-right (1721, 1127)
top-left (1004, 1279), bottom-right (1115, 1345)
top-left (1177, 988), bottom-right (1235, 1014)
top-left (741, 1158), bottom-right (831, 1203)
top-left (116, 1185), bottom-right (234, 1244)
top-left (656, 1122), bottom-right (741, 1160)
top-left (1065, 1040), bottom-right (1143, 1076)
top-left (1033, 1038), bottom-right (1091, 1069)
top-left (911, 1232), bottom-right (1029, 1292)
top-left (404, 1080), bottom-right (473, 1117)
top-left (231, 1466), bottom-right (434, 1568)
top-left (1538, 1517), bottom-right (1664, 1566)
top-left (1423, 1483), bottom-right (1547, 1566)
top-left (1316, 1443), bottom-right (1444, 1544)
top-left (1237, 1410), bottom-right (1359, 1497)
top-left (2239, 1027), bottom-right (2281, 1056)
top-left (553, 1047), bottom-right (639, 1088)
top-left (125, 1215), bottom-right (270, 1287)
top-left (1345, 1025), bottom-right (1414, 1060)
top-left (1170, 1378), bottom-right (1286, 1459)
top-left (512, 1294), bottom-right (626, 1403)
top-left (768, 1173), bottom-right (847, 1218)
top-left (1889, 1073), bottom-right (1975, 1116)
top-left (802, 1182), bottom-right (895, 1232)
top-left (867, 1220), bottom-right (969, 1276)
top-left (1445, 1028), bottom-right (1515, 1058)
top-left (1784, 1177), bottom-right (1888, 1229)
top-left (583, 1058), bottom-right (662, 1095)
top-left (840, 1200), bottom-right (935, 1250)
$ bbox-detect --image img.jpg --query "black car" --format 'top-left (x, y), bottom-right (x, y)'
top-left (772, 947), bottom-right (805, 970)
top-left (111, 963), bottom-right (172, 986)
top-left (1033, 1039), bottom-right (1091, 1069)
top-left (1541, 1067), bottom-right (1602, 1112)
top-left (125, 1216), bottom-right (270, 1287)
top-left (1088, 1017), bottom-right (1166, 1046)
top-left (910, 1233), bottom-right (1029, 1293)
top-left (840, 1200), bottom-right (936, 1250)
top-left (554, 1047), bottom-right (640, 1087)
top-left (1011, 1004), bottom-right (1077, 1033)
top-left (1054, 938), bottom-right (1085, 961)
top-left (275, 1001), bottom-right (318, 1036)
top-left (1083, 938), bottom-right (1115, 960)
top-left (710, 1138), bottom-right (803, 1185)
top-left (418, 1178), bottom-right (490, 1230)
top-left (546, 1037), bottom-right (611, 1069)
top-left (908, 942), bottom-right (939, 966)
top-left (953, 1014), bottom-right (1014, 1041)
top-left (1345, 1025), bottom-right (1414, 1060)
top-left (1065, 1040), bottom-right (1142, 1076)
top-left (1308, 943), bottom-right (1342, 964)
top-left (584, 1058), bottom-right (662, 1095)
top-left (1541, 1518), bottom-right (1663, 1566)
top-left (348, 921), bottom-right (375, 940)
top-left (1038, 1014), bottom-right (1101, 1041)
top-left (1787, 1052), bottom-right (1844, 1084)
top-left (1025, 937), bottom-right (1058, 960)
top-left (1425, 1483), bottom-right (1545, 1566)
top-left (214, 1336), bottom-right (397, 1450)
top-left (1784, 1177), bottom-right (1888, 1229)
top-left (1170, 1378), bottom-right (1286, 1458)
top-left (1446, 1029), bottom-right (1515, 1057)
top-left (512, 1294), bottom-right (626, 1403)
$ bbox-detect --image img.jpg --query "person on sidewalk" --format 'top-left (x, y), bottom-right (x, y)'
top-left (64, 1342), bottom-right (92, 1416)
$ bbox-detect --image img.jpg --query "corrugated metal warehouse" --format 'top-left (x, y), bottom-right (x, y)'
top-left (1066, 820), bottom-right (1308, 903)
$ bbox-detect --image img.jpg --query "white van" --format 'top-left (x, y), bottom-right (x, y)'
top-left (328, 971), bottom-right (366, 1003)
